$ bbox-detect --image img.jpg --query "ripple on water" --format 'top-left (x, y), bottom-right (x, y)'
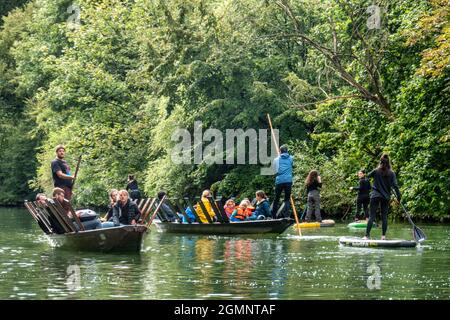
top-left (285, 235), bottom-right (339, 241)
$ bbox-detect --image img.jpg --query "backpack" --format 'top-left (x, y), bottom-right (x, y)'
top-left (76, 209), bottom-right (98, 222)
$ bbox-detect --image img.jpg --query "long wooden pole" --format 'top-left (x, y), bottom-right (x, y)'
top-left (146, 195), bottom-right (167, 228)
top-left (71, 155), bottom-right (82, 190)
top-left (267, 114), bottom-right (301, 237)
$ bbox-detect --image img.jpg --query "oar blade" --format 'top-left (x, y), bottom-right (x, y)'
top-left (413, 225), bottom-right (427, 243)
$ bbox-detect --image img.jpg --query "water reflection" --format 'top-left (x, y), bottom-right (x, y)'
top-left (1, 208), bottom-right (449, 299)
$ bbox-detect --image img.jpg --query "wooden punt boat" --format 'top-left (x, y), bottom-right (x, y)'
top-left (24, 199), bottom-right (150, 253)
top-left (154, 218), bottom-right (294, 235)
top-left (47, 225), bottom-right (148, 252)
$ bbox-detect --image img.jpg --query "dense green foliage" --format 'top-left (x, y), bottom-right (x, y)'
top-left (0, 0), bottom-right (448, 220)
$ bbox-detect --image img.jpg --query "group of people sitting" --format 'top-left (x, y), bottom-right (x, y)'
top-left (36, 186), bottom-right (276, 232)
top-left (36, 187), bottom-right (142, 231)
top-left (224, 190), bottom-right (272, 222)
top-left (181, 189), bottom-right (272, 223)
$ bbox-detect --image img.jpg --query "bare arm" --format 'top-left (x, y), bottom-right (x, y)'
top-left (56, 170), bottom-right (74, 180)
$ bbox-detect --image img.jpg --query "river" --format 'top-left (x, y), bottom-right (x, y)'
top-left (0, 207), bottom-right (448, 299)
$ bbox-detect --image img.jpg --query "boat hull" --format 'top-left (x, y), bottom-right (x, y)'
top-left (47, 225), bottom-right (148, 252)
top-left (154, 218), bottom-right (294, 235)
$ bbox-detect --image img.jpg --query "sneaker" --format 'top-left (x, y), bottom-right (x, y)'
top-left (362, 236), bottom-right (368, 240)
top-left (381, 236), bottom-right (386, 240)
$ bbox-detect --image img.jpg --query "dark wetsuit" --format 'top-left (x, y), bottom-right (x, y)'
top-left (353, 178), bottom-right (371, 219)
top-left (366, 169), bottom-right (401, 237)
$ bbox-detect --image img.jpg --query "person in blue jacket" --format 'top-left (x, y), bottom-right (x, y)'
top-left (271, 145), bottom-right (294, 218)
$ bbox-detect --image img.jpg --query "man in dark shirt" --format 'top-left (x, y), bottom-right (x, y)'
top-left (112, 190), bottom-right (141, 226)
top-left (350, 170), bottom-right (371, 221)
top-left (51, 145), bottom-right (75, 200)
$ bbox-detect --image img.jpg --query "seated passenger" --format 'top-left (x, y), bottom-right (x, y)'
top-left (157, 191), bottom-right (179, 222)
top-left (223, 199), bottom-right (236, 219)
top-left (101, 189), bottom-right (118, 222)
top-left (112, 190), bottom-right (141, 226)
top-left (36, 193), bottom-right (47, 205)
top-left (183, 206), bottom-right (197, 223)
top-left (249, 190), bottom-right (272, 220)
top-left (230, 200), bottom-right (253, 222)
top-left (194, 189), bottom-right (216, 223)
top-left (52, 187), bottom-right (71, 215)
top-left (242, 198), bottom-right (255, 212)
top-left (53, 188), bottom-right (103, 230)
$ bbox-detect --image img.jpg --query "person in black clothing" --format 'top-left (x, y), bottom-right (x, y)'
top-left (364, 154), bottom-right (401, 240)
top-left (126, 175), bottom-right (141, 200)
top-left (350, 170), bottom-right (371, 221)
top-left (50, 145), bottom-right (75, 200)
top-left (157, 191), bottom-right (178, 222)
top-left (305, 170), bottom-right (322, 222)
top-left (112, 190), bottom-right (141, 226)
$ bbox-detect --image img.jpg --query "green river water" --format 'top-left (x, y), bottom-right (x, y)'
top-left (0, 207), bottom-right (449, 300)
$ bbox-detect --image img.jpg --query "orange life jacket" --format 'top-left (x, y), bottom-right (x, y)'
top-left (224, 206), bottom-right (235, 218)
top-left (233, 206), bottom-right (253, 220)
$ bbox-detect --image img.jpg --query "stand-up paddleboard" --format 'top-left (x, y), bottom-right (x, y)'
top-left (320, 219), bottom-right (335, 227)
top-left (294, 222), bottom-right (320, 229)
top-left (348, 220), bottom-right (377, 229)
top-left (339, 236), bottom-right (417, 248)
top-left (294, 219), bottom-right (335, 229)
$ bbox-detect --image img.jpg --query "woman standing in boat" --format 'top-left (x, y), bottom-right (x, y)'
top-left (364, 154), bottom-right (401, 240)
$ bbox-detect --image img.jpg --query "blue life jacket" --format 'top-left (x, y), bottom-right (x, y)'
top-left (183, 207), bottom-right (197, 223)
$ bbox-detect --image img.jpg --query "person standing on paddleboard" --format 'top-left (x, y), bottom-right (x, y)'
top-left (364, 154), bottom-right (401, 240)
top-left (350, 170), bottom-right (371, 221)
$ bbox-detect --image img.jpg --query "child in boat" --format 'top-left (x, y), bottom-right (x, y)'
top-left (230, 200), bottom-right (253, 222)
top-left (223, 199), bottom-right (236, 218)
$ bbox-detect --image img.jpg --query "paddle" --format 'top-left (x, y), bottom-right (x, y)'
top-left (267, 114), bottom-right (301, 237)
top-left (301, 205), bottom-right (307, 221)
top-left (396, 197), bottom-right (426, 243)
